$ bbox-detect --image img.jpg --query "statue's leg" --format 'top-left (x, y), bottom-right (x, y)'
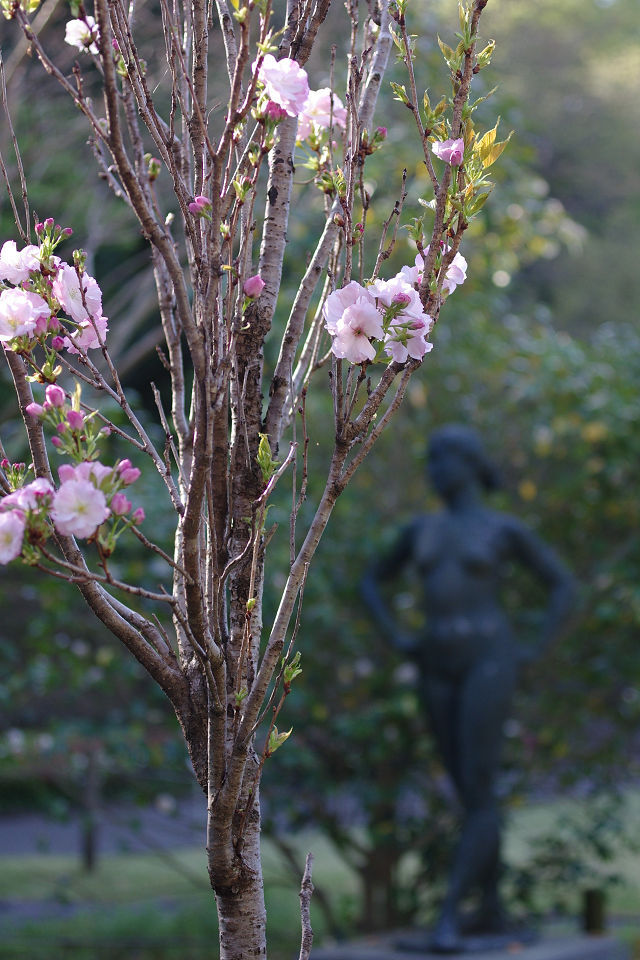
top-left (430, 656), bottom-right (516, 952)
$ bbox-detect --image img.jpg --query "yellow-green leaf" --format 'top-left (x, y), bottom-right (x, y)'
top-left (474, 120), bottom-right (499, 162)
top-left (481, 132), bottom-right (513, 169)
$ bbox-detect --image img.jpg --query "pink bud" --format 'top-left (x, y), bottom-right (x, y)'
top-left (117, 459), bottom-right (132, 472)
top-left (264, 100), bottom-right (287, 122)
top-left (120, 466), bottom-right (141, 485)
top-left (26, 402), bottom-right (44, 419)
top-left (56, 422), bottom-right (67, 434)
top-left (45, 384), bottom-right (66, 408)
top-left (110, 492), bottom-right (131, 515)
top-left (51, 436), bottom-right (62, 448)
top-left (66, 410), bottom-right (84, 430)
top-left (375, 126), bottom-right (387, 140)
top-left (392, 293), bottom-right (411, 305)
top-left (188, 195), bottom-right (212, 216)
top-left (243, 274), bottom-right (265, 299)
top-left (34, 314), bottom-right (51, 335)
top-left (35, 222), bottom-right (44, 236)
top-left (44, 217), bottom-right (54, 229)
top-left (132, 507), bottom-right (145, 525)
top-left (1, 459), bottom-right (9, 469)
top-left (51, 336), bottom-right (65, 351)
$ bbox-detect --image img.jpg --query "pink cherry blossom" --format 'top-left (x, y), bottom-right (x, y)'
top-left (26, 402), bottom-right (44, 419)
top-left (243, 274), bottom-right (265, 299)
top-left (298, 88), bottom-right (347, 139)
top-left (6, 477), bottom-right (55, 513)
top-left (331, 298), bottom-right (384, 364)
top-left (441, 250), bottom-right (467, 294)
top-left (431, 137), bottom-right (465, 166)
top-left (0, 242), bottom-right (41, 284)
top-left (0, 511), bottom-right (25, 564)
top-left (65, 314), bottom-right (108, 353)
top-left (51, 479), bottom-right (110, 538)
top-left (73, 461), bottom-right (114, 486)
top-left (368, 274), bottom-right (425, 321)
top-left (323, 280), bottom-right (376, 335)
top-left (45, 384), bottom-right (66, 408)
top-left (384, 332), bottom-right (434, 364)
top-left (254, 55), bottom-right (309, 118)
top-left (64, 17), bottom-right (99, 54)
top-left (411, 248), bottom-right (468, 295)
top-left (0, 288), bottom-right (49, 342)
top-left (52, 263), bottom-right (103, 324)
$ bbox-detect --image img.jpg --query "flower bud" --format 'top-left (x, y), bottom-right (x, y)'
top-left (120, 466), bottom-right (141, 485)
top-left (51, 336), bottom-right (65, 351)
top-left (148, 157), bottom-right (161, 182)
top-left (66, 410), bottom-right (84, 430)
top-left (45, 384), bottom-right (66, 408)
top-left (132, 507), bottom-right (145, 525)
top-left (243, 274), bottom-right (265, 299)
top-left (26, 402), bottom-right (44, 419)
top-left (188, 195), bottom-right (212, 217)
top-left (110, 492), bottom-right (131, 515)
top-left (264, 100), bottom-right (287, 122)
top-left (51, 436), bottom-right (62, 448)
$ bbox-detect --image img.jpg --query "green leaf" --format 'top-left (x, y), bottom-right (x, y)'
top-left (268, 726), bottom-right (292, 755)
top-left (438, 37), bottom-right (455, 64)
top-left (390, 81), bottom-right (410, 106)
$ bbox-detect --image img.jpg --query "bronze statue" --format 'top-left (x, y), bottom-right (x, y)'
top-left (362, 425), bottom-right (575, 954)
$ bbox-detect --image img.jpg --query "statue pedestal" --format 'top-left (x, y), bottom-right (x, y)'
top-left (311, 930), bottom-right (631, 960)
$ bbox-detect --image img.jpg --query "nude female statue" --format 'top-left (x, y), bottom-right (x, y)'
top-left (361, 425), bottom-right (575, 954)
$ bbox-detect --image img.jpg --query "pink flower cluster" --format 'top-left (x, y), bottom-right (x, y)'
top-left (0, 227), bottom-right (108, 356)
top-left (323, 276), bottom-right (434, 365)
top-left (400, 247), bottom-right (468, 296)
top-left (323, 247), bottom-right (468, 365)
top-left (253, 56), bottom-right (347, 141)
top-left (0, 456), bottom-right (144, 564)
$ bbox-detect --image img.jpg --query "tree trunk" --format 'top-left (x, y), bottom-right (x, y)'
top-left (216, 803), bottom-right (267, 960)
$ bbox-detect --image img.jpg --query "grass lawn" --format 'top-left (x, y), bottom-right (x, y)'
top-left (0, 803), bottom-right (638, 959)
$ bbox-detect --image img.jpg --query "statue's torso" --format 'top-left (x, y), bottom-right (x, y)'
top-left (409, 508), bottom-right (515, 675)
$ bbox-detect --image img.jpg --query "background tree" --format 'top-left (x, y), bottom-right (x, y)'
top-left (0, 0), bottom-right (502, 957)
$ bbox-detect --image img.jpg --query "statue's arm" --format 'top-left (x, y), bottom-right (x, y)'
top-left (507, 517), bottom-right (576, 658)
top-left (360, 522), bottom-right (419, 655)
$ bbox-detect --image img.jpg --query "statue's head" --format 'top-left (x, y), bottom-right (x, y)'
top-left (427, 425), bottom-right (500, 499)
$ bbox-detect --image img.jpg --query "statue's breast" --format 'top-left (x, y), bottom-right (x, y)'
top-left (412, 512), bottom-right (508, 578)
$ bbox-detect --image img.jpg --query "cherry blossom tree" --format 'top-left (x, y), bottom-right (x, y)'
top-left (0, 0), bottom-right (505, 955)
